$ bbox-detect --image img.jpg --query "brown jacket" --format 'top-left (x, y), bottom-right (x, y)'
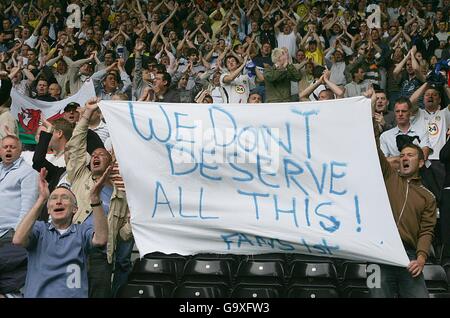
top-left (66, 116), bottom-right (132, 264)
top-left (375, 125), bottom-right (437, 260)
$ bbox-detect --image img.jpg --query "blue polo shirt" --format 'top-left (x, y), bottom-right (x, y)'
top-left (24, 221), bottom-right (94, 298)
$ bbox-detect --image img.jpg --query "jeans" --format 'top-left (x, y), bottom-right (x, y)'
top-left (88, 249), bottom-right (112, 298)
top-left (369, 249), bottom-right (429, 298)
top-left (0, 230), bottom-right (27, 294)
top-left (111, 238), bottom-right (134, 297)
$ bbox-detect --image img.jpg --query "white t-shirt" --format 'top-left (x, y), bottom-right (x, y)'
top-left (219, 73), bottom-right (250, 104)
top-left (276, 31), bottom-right (298, 58)
top-left (48, 154), bottom-right (66, 168)
top-left (56, 228), bottom-right (70, 235)
top-left (411, 108), bottom-right (450, 160)
top-left (210, 87), bottom-right (224, 104)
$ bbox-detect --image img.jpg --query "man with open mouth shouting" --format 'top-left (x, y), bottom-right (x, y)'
top-left (0, 134), bottom-right (39, 298)
top-left (64, 98), bottom-right (132, 298)
top-left (371, 110), bottom-right (437, 298)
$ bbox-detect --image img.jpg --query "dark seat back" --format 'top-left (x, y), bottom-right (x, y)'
top-left (423, 265), bottom-right (448, 292)
top-left (236, 260), bottom-right (285, 286)
top-left (181, 258), bottom-right (235, 286)
top-left (117, 282), bottom-right (174, 298)
top-left (230, 285), bottom-right (283, 298)
top-left (172, 284), bottom-right (229, 298)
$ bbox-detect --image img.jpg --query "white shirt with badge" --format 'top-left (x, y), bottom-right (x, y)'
top-left (219, 73), bottom-right (250, 104)
top-left (411, 107), bottom-right (450, 160)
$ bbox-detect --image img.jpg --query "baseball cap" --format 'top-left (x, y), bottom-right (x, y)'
top-left (64, 102), bottom-right (80, 112)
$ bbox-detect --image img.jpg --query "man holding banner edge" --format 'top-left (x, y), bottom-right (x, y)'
top-left (371, 101), bottom-right (437, 298)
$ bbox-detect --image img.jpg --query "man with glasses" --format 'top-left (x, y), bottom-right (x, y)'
top-left (12, 167), bottom-right (109, 298)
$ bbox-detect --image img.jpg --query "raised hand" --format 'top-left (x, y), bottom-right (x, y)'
top-left (90, 165), bottom-right (113, 202)
top-left (135, 41), bottom-right (145, 53)
top-left (41, 10), bottom-right (49, 19)
top-left (117, 58), bottom-right (125, 69)
top-left (3, 125), bottom-right (15, 137)
top-left (40, 113), bottom-right (53, 131)
top-left (374, 112), bottom-right (385, 126)
top-left (38, 168), bottom-right (50, 201)
top-left (85, 97), bottom-right (100, 112)
top-left (138, 86), bottom-right (154, 101)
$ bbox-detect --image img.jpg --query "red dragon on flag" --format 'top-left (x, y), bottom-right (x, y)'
top-left (17, 108), bottom-right (63, 135)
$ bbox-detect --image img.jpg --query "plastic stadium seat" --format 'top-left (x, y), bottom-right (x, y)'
top-left (429, 292), bottom-right (450, 298)
top-left (117, 282), bottom-right (174, 298)
top-left (341, 262), bottom-right (368, 280)
top-left (441, 259), bottom-right (450, 288)
top-left (340, 262), bottom-right (370, 298)
top-left (143, 252), bottom-right (187, 280)
top-left (232, 260), bottom-right (285, 298)
top-left (235, 260), bottom-right (285, 285)
top-left (422, 265), bottom-right (448, 292)
top-left (193, 253), bottom-right (241, 263)
top-left (427, 245), bottom-right (438, 264)
top-left (230, 285), bottom-right (283, 298)
top-left (288, 254), bottom-right (335, 264)
top-left (181, 258), bottom-right (235, 286)
top-left (288, 262), bottom-right (338, 283)
top-left (128, 258), bottom-right (178, 284)
top-left (286, 286), bottom-right (339, 298)
top-left (286, 261), bottom-right (339, 298)
top-left (242, 253), bottom-right (287, 263)
top-left (172, 284), bottom-right (229, 298)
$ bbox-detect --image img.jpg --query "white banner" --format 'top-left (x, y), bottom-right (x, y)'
top-left (100, 97), bottom-right (409, 267)
top-left (10, 80), bottom-right (95, 135)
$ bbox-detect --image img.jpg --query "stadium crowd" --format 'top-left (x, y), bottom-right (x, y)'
top-left (0, 0), bottom-right (449, 298)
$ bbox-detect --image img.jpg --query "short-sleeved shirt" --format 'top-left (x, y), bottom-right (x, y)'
top-left (380, 124), bottom-right (431, 157)
top-left (411, 108), bottom-right (450, 160)
top-left (276, 31), bottom-right (298, 58)
top-left (220, 73), bottom-right (250, 104)
top-left (24, 221), bottom-right (94, 298)
top-left (400, 75), bottom-right (422, 98)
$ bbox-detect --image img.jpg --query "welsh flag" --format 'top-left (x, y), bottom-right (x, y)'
top-left (10, 80), bottom-right (95, 145)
